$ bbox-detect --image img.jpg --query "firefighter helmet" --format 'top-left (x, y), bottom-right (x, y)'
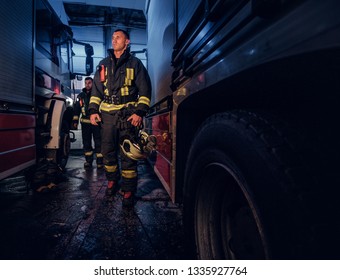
top-left (120, 131), bottom-right (157, 161)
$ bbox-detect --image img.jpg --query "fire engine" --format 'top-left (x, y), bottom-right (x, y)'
top-left (145, 0), bottom-right (340, 259)
top-left (0, 0), bottom-right (92, 186)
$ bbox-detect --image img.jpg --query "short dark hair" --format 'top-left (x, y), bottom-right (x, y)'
top-left (114, 29), bottom-right (130, 40)
top-left (85, 77), bottom-right (93, 82)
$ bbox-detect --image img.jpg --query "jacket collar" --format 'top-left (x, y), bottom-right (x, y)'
top-left (107, 46), bottom-right (131, 62)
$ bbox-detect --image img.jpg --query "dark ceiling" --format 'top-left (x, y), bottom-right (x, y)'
top-left (63, 3), bottom-right (146, 30)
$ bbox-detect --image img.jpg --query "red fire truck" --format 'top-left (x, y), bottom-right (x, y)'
top-left (0, 0), bottom-right (92, 185)
top-left (145, 0), bottom-right (340, 259)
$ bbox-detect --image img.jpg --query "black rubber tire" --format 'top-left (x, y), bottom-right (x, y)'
top-left (57, 119), bottom-right (70, 171)
top-left (183, 110), bottom-right (318, 259)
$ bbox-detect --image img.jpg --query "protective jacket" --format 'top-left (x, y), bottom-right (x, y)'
top-left (89, 48), bottom-right (151, 117)
top-left (73, 88), bottom-right (92, 125)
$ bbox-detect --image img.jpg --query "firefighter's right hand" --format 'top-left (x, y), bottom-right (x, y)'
top-left (90, 113), bottom-right (101, 125)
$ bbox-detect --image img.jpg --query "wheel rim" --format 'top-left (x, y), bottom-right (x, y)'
top-left (195, 163), bottom-right (269, 259)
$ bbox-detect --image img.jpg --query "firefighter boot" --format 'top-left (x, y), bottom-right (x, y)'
top-left (84, 155), bottom-right (93, 168)
top-left (96, 153), bottom-right (104, 169)
top-left (105, 180), bottom-right (116, 196)
top-left (122, 191), bottom-right (135, 208)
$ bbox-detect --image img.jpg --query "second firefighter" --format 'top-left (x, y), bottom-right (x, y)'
top-left (72, 77), bottom-right (103, 169)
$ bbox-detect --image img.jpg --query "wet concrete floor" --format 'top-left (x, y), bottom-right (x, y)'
top-left (0, 151), bottom-right (188, 260)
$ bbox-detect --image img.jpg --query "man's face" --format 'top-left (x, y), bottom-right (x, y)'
top-left (112, 31), bottom-right (130, 52)
top-left (85, 79), bottom-right (92, 91)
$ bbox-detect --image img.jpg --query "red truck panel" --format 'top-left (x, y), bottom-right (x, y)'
top-left (0, 114), bottom-right (36, 178)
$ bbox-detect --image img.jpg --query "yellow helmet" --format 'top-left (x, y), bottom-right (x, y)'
top-left (120, 131), bottom-right (157, 161)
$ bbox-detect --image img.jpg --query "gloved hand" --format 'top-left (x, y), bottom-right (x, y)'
top-left (71, 121), bottom-right (78, 130)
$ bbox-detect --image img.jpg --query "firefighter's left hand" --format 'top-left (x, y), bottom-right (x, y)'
top-left (127, 114), bottom-right (142, 127)
top-left (71, 122), bottom-right (78, 130)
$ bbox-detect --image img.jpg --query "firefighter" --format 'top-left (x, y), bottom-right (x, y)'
top-left (89, 29), bottom-right (151, 207)
top-left (72, 77), bottom-right (103, 169)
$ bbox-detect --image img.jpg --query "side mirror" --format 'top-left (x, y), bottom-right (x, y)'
top-left (85, 44), bottom-right (94, 56)
top-left (86, 56), bottom-right (93, 75)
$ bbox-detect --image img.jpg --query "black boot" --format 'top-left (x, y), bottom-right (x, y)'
top-left (84, 155), bottom-right (93, 168)
top-left (96, 153), bottom-right (104, 169)
top-left (122, 191), bottom-right (135, 207)
top-left (105, 180), bottom-right (117, 196)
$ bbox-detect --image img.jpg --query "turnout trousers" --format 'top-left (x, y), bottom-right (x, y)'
top-left (81, 121), bottom-right (102, 162)
top-left (101, 112), bottom-right (138, 192)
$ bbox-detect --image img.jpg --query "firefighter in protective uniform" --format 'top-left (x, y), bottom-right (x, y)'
top-left (89, 29), bottom-right (151, 207)
top-left (72, 77), bottom-right (103, 168)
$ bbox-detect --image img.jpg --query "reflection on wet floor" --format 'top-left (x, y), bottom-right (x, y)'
top-left (0, 151), bottom-right (189, 260)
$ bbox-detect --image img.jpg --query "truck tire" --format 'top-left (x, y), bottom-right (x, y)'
top-left (57, 119), bottom-right (71, 171)
top-left (183, 110), bottom-right (318, 259)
